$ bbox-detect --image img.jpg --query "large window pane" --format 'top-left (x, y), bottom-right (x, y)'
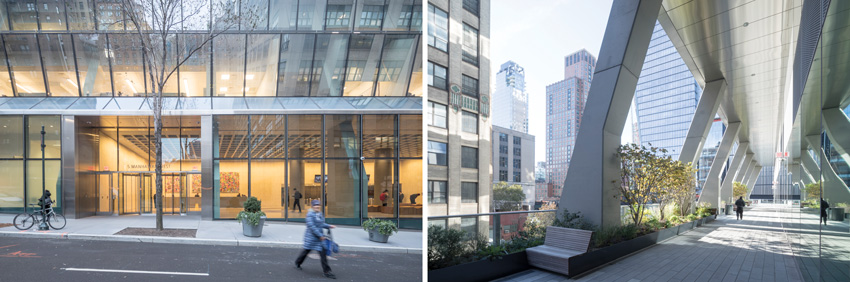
top-left (74, 34), bottom-right (112, 96)
top-left (462, 75), bottom-right (478, 97)
top-left (400, 115), bottom-right (421, 158)
top-left (27, 160), bottom-right (61, 209)
top-left (37, 0), bottom-right (65, 30)
top-left (109, 34), bottom-right (147, 96)
top-left (462, 182), bottom-right (477, 203)
top-left (245, 34), bottom-right (279, 96)
top-left (183, 0), bottom-right (210, 30)
top-left (427, 4), bottom-right (447, 52)
top-left (159, 35), bottom-right (179, 96)
top-left (0, 160), bottom-right (24, 209)
top-left (383, 0), bottom-right (414, 31)
top-left (364, 158), bottom-right (394, 218)
top-left (288, 115), bottom-right (322, 158)
top-left (354, 0), bottom-right (385, 31)
top-left (213, 34), bottom-right (245, 96)
top-left (8, 0), bottom-right (38, 30)
top-left (325, 115), bottom-right (360, 158)
top-left (95, 0), bottom-right (124, 30)
top-left (0, 35), bottom-right (12, 96)
top-left (211, 0), bottom-right (238, 30)
top-left (310, 34), bottom-right (348, 97)
top-left (277, 34), bottom-right (314, 96)
top-left (39, 34), bottom-right (78, 97)
top-left (342, 34), bottom-right (382, 97)
top-left (179, 34), bottom-right (211, 97)
top-left (0, 3), bottom-right (9, 30)
top-left (399, 159), bottom-right (422, 219)
top-left (27, 115), bottom-right (60, 158)
top-left (215, 115), bottom-right (249, 158)
top-left (461, 146), bottom-right (477, 169)
top-left (428, 141), bottom-right (447, 166)
top-left (250, 115), bottom-right (285, 158)
top-left (117, 117), bottom-right (150, 171)
top-left (427, 61), bottom-right (446, 90)
top-left (462, 24), bottom-right (479, 65)
top-left (377, 35), bottom-right (417, 96)
top-left (250, 159), bottom-right (284, 218)
top-left (407, 40), bottom-right (422, 96)
top-left (66, 0), bottom-right (95, 30)
top-left (462, 111), bottom-right (478, 134)
top-left (325, 159), bottom-right (361, 224)
top-left (240, 0), bottom-right (268, 30)
top-left (362, 115), bottom-right (395, 158)
top-left (427, 101), bottom-right (447, 128)
top-left (297, 0), bottom-right (325, 30)
top-left (0, 116), bottom-right (23, 158)
top-left (324, 0), bottom-right (354, 31)
top-left (5, 34), bottom-right (46, 96)
top-left (428, 180), bottom-right (446, 204)
top-left (214, 159), bottom-right (248, 219)
top-left (269, 0), bottom-right (297, 30)
top-left (463, 0), bottom-right (479, 15)
top-left (288, 158), bottom-right (322, 220)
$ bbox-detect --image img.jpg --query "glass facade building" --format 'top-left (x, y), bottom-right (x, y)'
top-left (492, 61), bottom-right (527, 133)
top-left (0, 0), bottom-right (423, 229)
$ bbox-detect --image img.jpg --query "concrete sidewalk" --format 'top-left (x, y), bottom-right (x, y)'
top-left (0, 214), bottom-right (422, 254)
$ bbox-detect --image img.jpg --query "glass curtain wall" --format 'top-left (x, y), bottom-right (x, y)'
top-left (0, 115), bottom-right (61, 213)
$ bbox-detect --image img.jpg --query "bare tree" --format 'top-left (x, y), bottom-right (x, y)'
top-left (119, 0), bottom-right (257, 230)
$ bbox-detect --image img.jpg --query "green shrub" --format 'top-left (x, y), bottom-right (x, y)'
top-left (427, 225), bottom-right (469, 270)
top-left (236, 197), bottom-right (265, 226)
top-left (593, 224), bottom-right (641, 249)
top-left (362, 218), bottom-right (398, 236)
top-left (552, 209), bottom-right (596, 231)
top-left (686, 214), bottom-right (697, 221)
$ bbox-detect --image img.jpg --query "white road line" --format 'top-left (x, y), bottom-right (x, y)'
top-left (61, 268), bottom-right (209, 276)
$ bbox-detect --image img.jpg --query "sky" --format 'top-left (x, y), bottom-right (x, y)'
top-left (490, 0), bottom-right (615, 164)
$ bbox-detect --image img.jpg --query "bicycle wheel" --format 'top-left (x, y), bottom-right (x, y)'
top-left (47, 213), bottom-right (66, 230)
top-left (13, 213), bottom-right (34, 230)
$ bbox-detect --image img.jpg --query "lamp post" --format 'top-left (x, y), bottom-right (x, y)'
top-left (38, 125), bottom-right (48, 230)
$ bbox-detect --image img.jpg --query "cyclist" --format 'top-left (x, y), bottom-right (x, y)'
top-left (37, 190), bottom-right (53, 218)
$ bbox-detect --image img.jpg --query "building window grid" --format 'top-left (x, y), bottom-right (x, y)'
top-left (427, 4), bottom-right (448, 52)
top-left (461, 23), bottom-right (478, 65)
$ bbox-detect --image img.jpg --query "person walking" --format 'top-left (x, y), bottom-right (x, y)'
top-left (292, 188), bottom-right (303, 213)
top-left (735, 196), bottom-right (745, 220)
top-left (821, 198), bottom-right (830, 225)
top-left (295, 200), bottom-right (337, 279)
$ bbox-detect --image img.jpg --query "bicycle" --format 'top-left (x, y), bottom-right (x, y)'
top-left (13, 204), bottom-right (66, 230)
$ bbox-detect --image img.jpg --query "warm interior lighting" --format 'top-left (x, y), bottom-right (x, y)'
top-left (183, 79), bottom-right (190, 96)
top-left (66, 78), bottom-right (78, 88)
top-left (219, 87), bottom-right (227, 92)
top-left (246, 74), bottom-right (254, 80)
top-left (221, 74), bottom-right (230, 80)
top-left (125, 79), bottom-right (138, 94)
top-left (15, 83), bottom-right (33, 93)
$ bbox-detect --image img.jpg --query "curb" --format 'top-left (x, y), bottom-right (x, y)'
top-left (0, 231), bottom-right (420, 254)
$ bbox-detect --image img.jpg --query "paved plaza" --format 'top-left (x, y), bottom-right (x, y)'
top-left (496, 204), bottom-right (850, 282)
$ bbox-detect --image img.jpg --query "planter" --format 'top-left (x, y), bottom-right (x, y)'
top-left (725, 205), bottom-right (734, 215)
top-left (241, 216), bottom-right (266, 237)
top-left (428, 251), bottom-right (528, 282)
top-left (656, 226), bottom-right (678, 242)
top-left (567, 230), bottom-right (659, 277)
top-left (368, 228), bottom-right (391, 243)
top-left (695, 218), bottom-right (705, 227)
top-left (677, 221), bottom-right (696, 235)
top-left (828, 208), bottom-right (844, 221)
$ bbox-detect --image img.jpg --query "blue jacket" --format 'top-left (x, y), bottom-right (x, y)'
top-left (303, 210), bottom-right (330, 251)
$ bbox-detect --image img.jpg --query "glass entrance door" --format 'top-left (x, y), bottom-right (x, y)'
top-left (163, 173), bottom-right (189, 214)
top-left (120, 174), bottom-right (141, 214)
top-left (96, 173), bottom-right (115, 215)
top-left (141, 174), bottom-right (153, 214)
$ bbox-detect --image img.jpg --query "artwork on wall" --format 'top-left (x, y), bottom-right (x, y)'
top-left (220, 172), bottom-right (240, 193)
top-left (191, 175), bottom-right (201, 194)
top-left (164, 176), bottom-right (181, 193)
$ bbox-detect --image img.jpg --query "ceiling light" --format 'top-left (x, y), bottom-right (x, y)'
top-left (66, 78), bottom-right (78, 88)
top-left (219, 87), bottom-right (228, 92)
top-left (743, 22), bottom-right (749, 27)
top-left (221, 74), bottom-right (230, 80)
top-left (246, 74), bottom-right (255, 80)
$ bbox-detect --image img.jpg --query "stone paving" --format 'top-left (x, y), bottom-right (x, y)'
top-left (495, 205), bottom-right (819, 282)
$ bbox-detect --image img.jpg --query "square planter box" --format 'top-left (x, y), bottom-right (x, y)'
top-left (428, 251), bottom-right (529, 282)
top-left (677, 221), bottom-right (696, 234)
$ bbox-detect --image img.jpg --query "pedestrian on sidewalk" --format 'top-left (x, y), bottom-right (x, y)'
top-left (735, 196), bottom-right (745, 220)
top-left (292, 188), bottom-right (303, 213)
top-left (295, 199), bottom-right (337, 279)
top-left (821, 198), bottom-right (829, 225)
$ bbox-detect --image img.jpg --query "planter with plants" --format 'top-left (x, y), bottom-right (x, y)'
top-left (362, 218), bottom-right (398, 243)
top-left (236, 196), bottom-right (266, 237)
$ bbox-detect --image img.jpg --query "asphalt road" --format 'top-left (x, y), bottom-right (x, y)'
top-left (0, 237), bottom-right (421, 281)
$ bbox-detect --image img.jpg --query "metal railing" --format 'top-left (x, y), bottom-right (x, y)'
top-left (428, 209), bottom-right (558, 246)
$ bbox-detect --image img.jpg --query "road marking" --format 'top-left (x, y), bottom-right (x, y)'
top-left (62, 268), bottom-right (209, 276)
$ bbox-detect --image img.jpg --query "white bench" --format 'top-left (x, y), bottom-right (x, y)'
top-left (525, 226), bottom-right (594, 276)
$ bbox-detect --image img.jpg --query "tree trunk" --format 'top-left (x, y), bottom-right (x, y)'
top-left (154, 92), bottom-right (163, 231)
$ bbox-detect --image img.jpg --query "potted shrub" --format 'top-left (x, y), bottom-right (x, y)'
top-left (236, 196), bottom-right (266, 237)
top-left (362, 218), bottom-right (398, 243)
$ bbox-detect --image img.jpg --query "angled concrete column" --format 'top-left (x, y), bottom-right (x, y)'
top-left (735, 153), bottom-right (755, 183)
top-left (558, 0), bottom-right (662, 228)
top-left (822, 108), bottom-right (850, 166)
top-left (740, 159), bottom-right (757, 187)
top-left (745, 165), bottom-right (762, 192)
top-left (800, 162), bottom-right (816, 185)
top-left (698, 122), bottom-right (741, 208)
top-left (679, 79), bottom-right (727, 166)
top-left (814, 145), bottom-right (850, 204)
top-left (721, 142), bottom-right (749, 203)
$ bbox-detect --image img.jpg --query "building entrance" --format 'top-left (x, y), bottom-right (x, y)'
top-left (118, 172), bottom-right (198, 215)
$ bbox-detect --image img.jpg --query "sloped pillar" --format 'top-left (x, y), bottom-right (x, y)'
top-left (698, 122), bottom-right (741, 208)
top-left (678, 79), bottom-right (727, 166)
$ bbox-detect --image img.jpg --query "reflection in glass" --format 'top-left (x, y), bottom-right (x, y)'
top-left (0, 160), bottom-right (24, 209)
top-left (212, 0), bottom-right (239, 30)
top-left (8, 0), bottom-right (38, 30)
top-left (269, 0), bottom-right (297, 30)
top-left (354, 0), bottom-right (385, 31)
top-left (343, 34), bottom-right (383, 96)
top-left (362, 115), bottom-right (395, 158)
top-left (288, 159), bottom-right (322, 221)
top-left (240, 0), bottom-right (268, 30)
top-left (26, 160), bottom-right (61, 208)
top-left (67, 0), bottom-right (95, 30)
top-left (95, 0), bottom-right (124, 30)
top-left (37, 0), bottom-right (66, 30)
top-left (250, 159), bottom-right (284, 218)
top-left (325, 159), bottom-right (360, 223)
top-left (377, 35), bottom-right (417, 96)
top-left (364, 159), bottom-right (394, 218)
top-left (74, 34), bottom-right (112, 96)
top-left (325, 115), bottom-right (360, 158)
top-left (183, 0), bottom-right (210, 30)
top-left (159, 35), bottom-right (179, 96)
top-left (288, 115), bottom-right (322, 158)
top-left (324, 0), bottom-right (354, 31)
top-left (27, 116), bottom-right (61, 158)
top-left (0, 116), bottom-right (24, 158)
top-left (5, 34), bottom-right (46, 96)
top-left (109, 34), bottom-right (147, 96)
top-left (245, 34), bottom-right (279, 96)
top-left (179, 35), bottom-right (211, 96)
top-left (39, 34), bottom-right (78, 97)
top-left (215, 115), bottom-right (248, 158)
top-left (407, 40), bottom-right (422, 96)
top-left (213, 34), bottom-right (245, 96)
top-left (297, 0), bottom-right (325, 30)
top-left (0, 38), bottom-right (13, 96)
top-left (311, 34), bottom-right (349, 96)
top-left (277, 34), bottom-right (314, 96)
top-left (250, 115), bottom-right (285, 158)
top-left (383, 0), bottom-right (414, 31)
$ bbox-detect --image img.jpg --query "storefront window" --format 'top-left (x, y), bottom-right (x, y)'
top-left (27, 160), bottom-right (61, 209)
top-left (399, 158), bottom-right (422, 228)
top-left (0, 160), bottom-right (24, 210)
top-left (325, 115), bottom-right (360, 158)
top-left (27, 116), bottom-right (61, 158)
top-left (288, 159), bottom-right (322, 221)
top-left (250, 159), bottom-right (285, 218)
top-left (214, 159), bottom-right (248, 218)
top-left (0, 116), bottom-right (24, 158)
top-left (364, 158), bottom-right (394, 218)
top-left (362, 115), bottom-right (395, 158)
top-left (324, 159), bottom-right (361, 225)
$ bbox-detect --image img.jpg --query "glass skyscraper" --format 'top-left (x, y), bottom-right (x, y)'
top-left (493, 61), bottom-right (528, 133)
